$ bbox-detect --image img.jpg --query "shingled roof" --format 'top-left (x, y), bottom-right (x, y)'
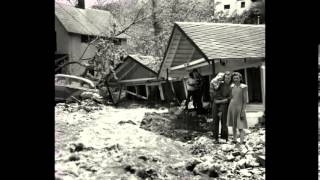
top-left (129, 55), bottom-right (162, 74)
top-left (55, 2), bottom-right (127, 38)
top-left (175, 22), bottom-right (265, 59)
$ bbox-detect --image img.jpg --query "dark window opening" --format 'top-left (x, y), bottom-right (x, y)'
top-left (137, 85), bottom-right (146, 97)
top-left (113, 39), bottom-right (121, 45)
top-left (241, 2), bottom-right (245, 8)
top-left (224, 5), bottom-right (230, 9)
top-left (81, 35), bottom-right (96, 43)
top-left (246, 67), bottom-right (262, 103)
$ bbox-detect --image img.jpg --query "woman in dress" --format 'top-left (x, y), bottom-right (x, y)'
top-left (227, 72), bottom-right (248, 144)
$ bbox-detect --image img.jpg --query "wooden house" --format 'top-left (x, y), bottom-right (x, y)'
top-left (55, 1), bottom-right (128, 75)
top-left (158, 22), bottom-right (265, 111)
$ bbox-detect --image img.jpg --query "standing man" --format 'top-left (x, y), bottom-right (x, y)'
top-left (210, 71), bottom-right (232, 144)
top-left (185, 72), bottom-right (198, 111)
top-left (192, 69), bottom-right (204, 114)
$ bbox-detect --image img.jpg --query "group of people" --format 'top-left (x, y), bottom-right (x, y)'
top-left (185, 69), bottom-right (248, 145)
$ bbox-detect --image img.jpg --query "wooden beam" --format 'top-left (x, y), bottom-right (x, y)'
top-left (158, 84), bottom-right (165, 101)
top-left (117, 77), bottom-right (157, 83)
top-left (145, 85), bottom-right (149, 99)
top-left (169, 58), bottom-right (206, 71)
top-left (125, 90), bottom-right (148, 100)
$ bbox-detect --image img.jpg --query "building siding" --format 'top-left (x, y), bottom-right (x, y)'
top-left (55, 17), bottom-right (70, 54)
top-left (215, 0), bottom-right (252, 17)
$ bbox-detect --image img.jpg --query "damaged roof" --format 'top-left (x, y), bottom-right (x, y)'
top-left (129, 55), bottom-right (162, 74)
top-left (175, 22), bottom-right (265, 59)
top-left (55, 2), bottom-right (128, 38)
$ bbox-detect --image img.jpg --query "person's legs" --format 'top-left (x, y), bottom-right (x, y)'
top-left (233, 127), bottom-right (237, 142)
top-left (185, 91), bottom-right (192, 110)
top-left (239, 129), bottom-right (245, 144)
top-left (194, 89), bottom-right (202, 113)
top-left (191, 90), bottom-right (198, 110)
top-left (220, 104), bottom-right (228, 141)
top-left (212, 103), bottom-right (220, 142)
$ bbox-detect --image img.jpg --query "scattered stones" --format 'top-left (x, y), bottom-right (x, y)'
top-left (232, 151), bottom-right (241, 157)
top-left (138, 156), bottom-right (148, 161)
top-left (68, 155), bottom-right (80, 161)
top-left (236, 159), bottom-right (247, 169)
top-left (208, 168), bottom-right (219, 178)
top-left (124, 165), bottom-right (136, 174)
top-left (221, 144), bottom-right (234, 152)
top-left (69, 143), bottom-right (85, 152)
top-left (239, 169), bottom-right (252, 177)
top-left (118, 120), bottom-right (137, 125)
top-left (186, 159), bottom-right (202, 171)
top-left (226, 154), bottom-right (236, 161)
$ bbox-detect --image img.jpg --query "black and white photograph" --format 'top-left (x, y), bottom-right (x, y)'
top-left (54, 0), bottom-right (265, 179)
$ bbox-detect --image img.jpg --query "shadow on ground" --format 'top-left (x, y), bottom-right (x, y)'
top-left (140, 110), bottom-right (213, 143)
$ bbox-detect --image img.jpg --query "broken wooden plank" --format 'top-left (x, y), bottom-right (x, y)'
top-left (125, 90), bottom-right (148, 100)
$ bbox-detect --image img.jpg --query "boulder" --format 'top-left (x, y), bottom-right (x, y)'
top-left (239, 169), bottom-right (252, 177)
top-left (221, 144), bottom-right (234, 152)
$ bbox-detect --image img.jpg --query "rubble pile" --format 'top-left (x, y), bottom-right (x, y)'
top-left (56, 99), bottom-right (104, 113)
top-left (139, 111), bottom-right (265, 179)
top-left (187, 128), bottom-right (265, 179)
top-left (56, 102), bottom-right (265, 180)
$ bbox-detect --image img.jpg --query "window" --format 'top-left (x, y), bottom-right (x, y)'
top-left (241, 2), bottom-right (245, 8)
top-left (81, 35), bottom-right (96, 43)
top-left (113, 39), bottom-right (121, 45)
top-left (224, 4), bottom-right (230, 9)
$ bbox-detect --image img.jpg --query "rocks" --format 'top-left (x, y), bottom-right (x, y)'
top-left (124, 165), bottom-right (136, 174)
top-left (69, 143), bottom-right (84, 152)
top-left (185, 159), bottom-right (202, 171)
top-left (137, 156), bottom-right (148, 161)
top-left (239, 169), bottom-right (252, 177)
top-left (68, 154), bottom-right (80, 161)
top-left (221, 144), bottom-right (234, 152)
top-left (208, 168), bottom-right (219, 178)
top-left (226, 154), bottom-right (236, 161)
top-left (193, 161), bottom-right (211, 175)
top-left (118, 120), bottom-right (137, 125)
top-left (136, 168), bottom-right (158, 179)
top-left (236, 159), bottom-right (247, 169)
top-left (232, 151), bottom-right (241, 157)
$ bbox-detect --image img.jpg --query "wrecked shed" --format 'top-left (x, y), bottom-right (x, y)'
top-left (108, 55), bottom-right (169, 101)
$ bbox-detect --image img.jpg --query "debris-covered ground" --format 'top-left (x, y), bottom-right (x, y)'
top-left (55, 100), bottom-right (265, 180)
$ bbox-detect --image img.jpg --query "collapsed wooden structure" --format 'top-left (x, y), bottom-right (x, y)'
top-left (107, 22), bottom-right (265, 111)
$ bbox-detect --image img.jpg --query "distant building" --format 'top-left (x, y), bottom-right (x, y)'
top-left (215, 0), bottom-right (253, 17)
top-left (55, 0), bottom-right (128, 75)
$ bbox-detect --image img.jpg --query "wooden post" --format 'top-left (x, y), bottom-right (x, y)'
top-left (211, 60), bottom-right (215, 77)
top-left (183, 78), bottom-right (188, 99)
top-left (158, 84), bottom-right (165, 101)
top-left (260, 64), bottom-right (265, 107)
top-left (145, 85), bottom-right (149, 99)
top-left (117, 85), bottom-right (123, 103)
top-left (105, 81), bottom-right (115, 105)
top-left (135, 86), bottom-right (138, 94)
top-left (244, 68), bottom-right (249, 103)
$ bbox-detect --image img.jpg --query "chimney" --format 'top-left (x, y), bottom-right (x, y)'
top-left (76, 0), bottom-right (85, 9)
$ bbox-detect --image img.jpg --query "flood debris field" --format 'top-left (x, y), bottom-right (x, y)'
top-left (55, 100), bottom-right (265, 180)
